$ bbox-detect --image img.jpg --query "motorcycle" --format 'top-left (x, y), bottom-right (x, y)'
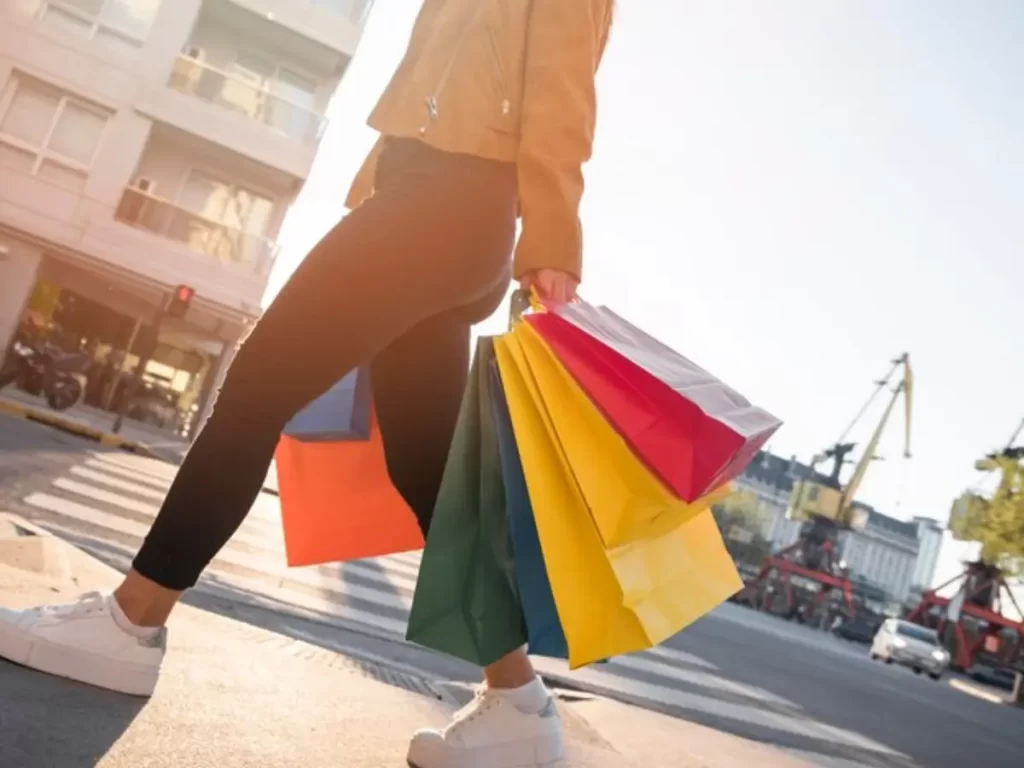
top-left (0, 339), bottom-right (90, 412)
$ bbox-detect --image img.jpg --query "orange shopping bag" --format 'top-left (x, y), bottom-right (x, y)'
top-left (275, 408), bottom-right (424, 567)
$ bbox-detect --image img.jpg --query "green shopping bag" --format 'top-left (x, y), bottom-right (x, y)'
top-left (405, 336), bottom-right (527, 666)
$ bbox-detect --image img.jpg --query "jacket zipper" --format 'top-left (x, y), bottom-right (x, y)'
top-left (419, 3), bottom-right (508, 134)
top-left (487, 27), bottom-right (510, 117)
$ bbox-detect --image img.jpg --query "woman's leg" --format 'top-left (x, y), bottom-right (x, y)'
top-left (0, 142), bottom-right (519, 696)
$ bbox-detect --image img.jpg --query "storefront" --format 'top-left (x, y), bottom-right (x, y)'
top-left (7, 252), bottom-right (240, 436)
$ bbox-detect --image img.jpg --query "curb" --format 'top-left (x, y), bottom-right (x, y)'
top-left (0, 399), bottom-right (164, 460)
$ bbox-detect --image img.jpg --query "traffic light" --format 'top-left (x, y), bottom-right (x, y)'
top-left (167, 284), bottom-right (194, 318)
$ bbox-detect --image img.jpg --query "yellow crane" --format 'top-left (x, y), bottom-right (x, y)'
top-left (788, 353), bottom-right (913, 531)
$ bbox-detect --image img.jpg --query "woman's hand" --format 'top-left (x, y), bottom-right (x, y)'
top-left (519, 268), bottom-right (579, 303)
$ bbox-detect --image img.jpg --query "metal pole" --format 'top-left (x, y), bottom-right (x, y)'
top-left (112, 304), bottom-right (165, 435)
top-left (104, 312), bottom-right (145, 412)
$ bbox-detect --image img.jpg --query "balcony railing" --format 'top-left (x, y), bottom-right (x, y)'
top-left (115, 186), bottom-right (280, 277)
top-left (168, 55), bottom-right (328, 145)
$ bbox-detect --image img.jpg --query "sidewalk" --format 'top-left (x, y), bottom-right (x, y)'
top-left (0, 390), bottom-right (188, 463)
top-left (0, 515), bottom-right (810, 768)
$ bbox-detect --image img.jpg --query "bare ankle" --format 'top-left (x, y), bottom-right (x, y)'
top-left (113, 569), bottom-right (183, 628)
top-left (483, 647), bottom-right (537, 690)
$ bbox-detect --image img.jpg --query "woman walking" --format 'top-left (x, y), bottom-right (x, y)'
top-left (0, 1), bottom-right (614, 765)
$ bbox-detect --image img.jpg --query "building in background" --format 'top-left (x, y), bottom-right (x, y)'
top-left (0, 0), bottom-right (372, 433)
top-left (733, 449), bottom-right (945, 605)
top-left (911, 515), bottom-right (944, 590)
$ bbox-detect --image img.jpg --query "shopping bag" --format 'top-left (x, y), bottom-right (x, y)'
top-left (527, 303), bottom-right (781, 502)
top-left (275, 407), bottom-right (424, 567)
top-left (514, 322), bottom-right (731, 548)
top-left (489, 363), bottom-right (569, 660)
top-left (405, 337), bottom-right (527, 666)
top-left (282, 367), bottom-right (372, 441)
top-left (495, 329), bottom-right (743, 669)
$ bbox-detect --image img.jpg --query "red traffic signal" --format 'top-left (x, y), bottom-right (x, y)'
top-left (168, 285), bottom-right (195, 318)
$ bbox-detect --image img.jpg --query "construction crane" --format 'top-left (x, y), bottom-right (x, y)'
top-left (742, 354), bottom-right (913, 629)
top-left (906, 429), bottom-right (1024, 700)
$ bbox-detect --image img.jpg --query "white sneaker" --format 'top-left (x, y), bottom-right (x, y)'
top-left (407, 687), bottom-right (565, 768)
top-left (0, 592), bottom-right (165, 696)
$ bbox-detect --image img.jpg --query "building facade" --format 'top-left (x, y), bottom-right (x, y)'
top-left (733, 449), bottom-right (944, 604)
top-left (0, 0), bottom-right (371, 432)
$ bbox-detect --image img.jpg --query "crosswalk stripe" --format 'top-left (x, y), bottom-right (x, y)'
top-left (83, 457), bottom-right (171, 491)
top-left (36, 516), bottom-right (411, 639)
top-left (642, 644), bottom-right (718, 671)
top-left (89, 450), bottom-right (178, 481)
top-left (606, 652), bottom-right (795, 707)
top-left (53, 474), bottom-right (423, 593)
top-left (70, 465), bottom-right (168, 501)
top-left (531, 657), bottom-right (900, 755)
top-left (23, 492), bottom-right (416, 612)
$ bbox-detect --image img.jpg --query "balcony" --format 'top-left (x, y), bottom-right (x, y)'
top-left (219, 0), bottom-right (371, 54)
top-left (309, 0), bottom-right (375, 24)
top-left (168, 54), bottom-right (328, 146)
top-left (114, 186), bottom-right (280, 278)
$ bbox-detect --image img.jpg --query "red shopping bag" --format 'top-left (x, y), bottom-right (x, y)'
top-left (275, 409), bottom-right (424, 567)
top-left (526, 302), bottom-right (781, 502)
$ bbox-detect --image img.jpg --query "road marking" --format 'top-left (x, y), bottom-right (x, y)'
top-left (23, 492), bottom-right (417, 609)
top-left (70, 465), bottom-right (167, 501)
top-left (948, 678), bottom-right (1008, 705)
top-left (607, 652), bottom-right (796, 707)
top-left (643, 644), bottom-right (718, 671)
top-left (531, 657), bottom-right (904, 756)
top-left (82, 457), bottom-right (171, 491)
top-left (37, 516), bottom-right (412, 640)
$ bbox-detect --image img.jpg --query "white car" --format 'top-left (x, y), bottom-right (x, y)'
top-left (870, 618), bottom-right (949, 680)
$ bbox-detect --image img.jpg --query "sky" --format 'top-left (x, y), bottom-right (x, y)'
top-left (268, 1), bottom-right (1024, 591)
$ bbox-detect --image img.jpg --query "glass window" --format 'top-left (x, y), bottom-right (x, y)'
top-left (0, 83), bottom-right (61, 146)
top-left (0, 74), bottom-right (110, 186)
top-left (39, 0), bottom-right (161, 46)
top-left (895, 622), bottom-right (939, 645)
top-left (49, 102), bottom-right (107, 165)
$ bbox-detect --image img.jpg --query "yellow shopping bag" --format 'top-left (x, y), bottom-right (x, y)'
top-left (494, 329), bottom-right (743, 669)
top-left (515, 322), bottom-right (731, 548)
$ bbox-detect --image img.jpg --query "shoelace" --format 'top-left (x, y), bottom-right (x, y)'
top-left (447, 687), bottom-right (499, 734)
top-left (38, 591), bottom-right (107, 619)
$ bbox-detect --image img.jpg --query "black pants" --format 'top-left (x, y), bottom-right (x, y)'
top-left (133, 139), bottom-right (518, 591)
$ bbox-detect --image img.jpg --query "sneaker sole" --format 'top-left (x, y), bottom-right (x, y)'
top-left (407, 731), bottom-right (565, 768)
top-left (0, 621), bottom-right (159, 697)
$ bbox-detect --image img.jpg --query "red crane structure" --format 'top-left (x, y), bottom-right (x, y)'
top-left (906, 436), bottom-right (1024, 703)
top-left (741, 355), bottom-right (913, 629)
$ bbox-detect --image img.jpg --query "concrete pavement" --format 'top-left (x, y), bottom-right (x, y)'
top-left (0, 515), bottom-right (809, 768)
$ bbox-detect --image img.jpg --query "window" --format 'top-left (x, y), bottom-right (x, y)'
top-left (39, 0), bottom-right (161, 50)
top-left (895, 622), bottom-right (939, 645)
top-left (0, 74), bottom-right (110, 191)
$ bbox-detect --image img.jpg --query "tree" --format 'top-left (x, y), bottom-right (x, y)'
top-left (713, 489), bottom-right (773, 568)
top-left (949, 452), bottom-right (1024, 577)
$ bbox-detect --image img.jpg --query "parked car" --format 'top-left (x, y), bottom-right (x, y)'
top-left (870, 618), bottom-right (949, 680)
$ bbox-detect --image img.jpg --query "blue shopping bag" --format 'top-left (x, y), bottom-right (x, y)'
top-left (283, 367), bottom-right (372, 441)
top-left (489, 363), bottom-right (569, 660)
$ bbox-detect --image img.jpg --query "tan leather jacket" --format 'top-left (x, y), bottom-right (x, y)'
top-left (345, 0), bottom-right (612, 280)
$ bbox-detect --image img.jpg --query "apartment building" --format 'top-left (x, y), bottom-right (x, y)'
top-left (0, 0), bottom-right (371, 431)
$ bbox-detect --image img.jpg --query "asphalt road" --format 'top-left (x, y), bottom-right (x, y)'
top-left (667, 604), bottom-right (1023, 768)
top-left (2, 413), bottom-right (1022, 768)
